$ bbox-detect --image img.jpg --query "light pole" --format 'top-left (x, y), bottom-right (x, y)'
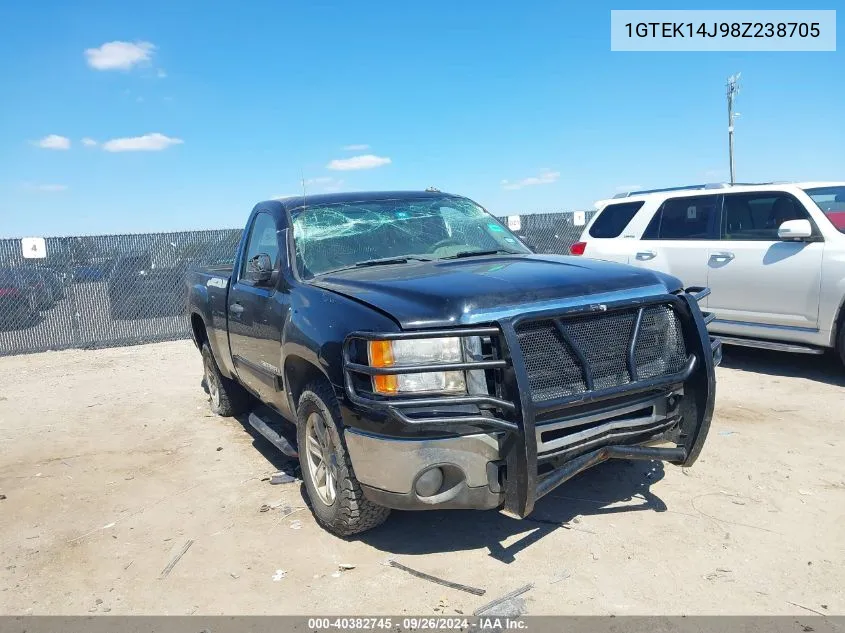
top-left (726, 73), bottom-right (741, 184)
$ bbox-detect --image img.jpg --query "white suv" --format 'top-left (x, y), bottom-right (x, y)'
top-left (572, 182), bottom-right (845, 364)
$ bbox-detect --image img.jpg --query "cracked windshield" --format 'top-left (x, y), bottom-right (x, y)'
top-left (292, 196), bottom-right (531, 278)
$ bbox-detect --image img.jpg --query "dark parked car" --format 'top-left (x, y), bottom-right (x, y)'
top-left (38, 267), bottom-right (66, 300)
top-left (187, 191), bottom-right (721, 536)
top-left (72, 263), bottom-right (111, 283)
top-left (0, 269), bottom-right (39, 328)
top-left (108, 254), bottom-right (188, 320)
top-left (12, 267), bottom-right (56, 310)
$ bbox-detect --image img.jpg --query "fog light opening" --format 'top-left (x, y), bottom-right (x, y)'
top-left (414, 467), bottom-right (444, 497)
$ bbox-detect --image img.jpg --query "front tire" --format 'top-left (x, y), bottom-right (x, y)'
top-left (296, 381), bottom-right (390, 536)
top-left (201, 342), bottom-right (250, 416)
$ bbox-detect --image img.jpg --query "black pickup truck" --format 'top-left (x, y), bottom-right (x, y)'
top-left (187, 190), bottom-right (721, 536)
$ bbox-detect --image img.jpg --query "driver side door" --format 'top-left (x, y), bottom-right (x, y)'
top-left (228, 212), bottom-right (286, 403)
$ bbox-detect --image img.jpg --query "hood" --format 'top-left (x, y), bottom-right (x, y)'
top-left (310, 254), bottom-right (682, 329)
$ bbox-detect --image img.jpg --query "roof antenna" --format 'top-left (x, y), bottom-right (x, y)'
top-left (300, 167), bottom-right (307, 199)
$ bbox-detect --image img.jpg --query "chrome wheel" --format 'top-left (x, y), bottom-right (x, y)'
top-left (305, 411), bottom-right (337, 505)
top-left (203, 354), bottom-right (220, 408)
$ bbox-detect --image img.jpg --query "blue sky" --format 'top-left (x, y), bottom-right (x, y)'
top-left (0, 0), bottom-right (842, 238)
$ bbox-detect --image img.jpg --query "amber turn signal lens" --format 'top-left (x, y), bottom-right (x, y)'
top-left (368, 340), bottom-right (398, 394)
top-left (368, 340), bottom-right (394, 367)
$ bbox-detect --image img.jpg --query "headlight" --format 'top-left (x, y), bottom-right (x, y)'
top-left (368, 337), bottom-right (466, 395)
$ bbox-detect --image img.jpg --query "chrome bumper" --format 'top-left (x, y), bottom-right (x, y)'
top-left (344, 429), bottom-right (504, 511)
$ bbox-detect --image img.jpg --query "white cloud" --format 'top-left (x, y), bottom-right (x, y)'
top-left (326, 154), bottom-right (391, 171)
top-left (34, 134), bottom-right (70, 150)
top-left (342, 144), bottom-right (370, 151)
top-left (157, 68), bottom-right (167, 78)
top-left (24, 183), bottom-right (68, 192)
top-left (81, 137), bottom-right (98, 147)
top-left (501, 168), bottom-right (560, 191)
top-left (85, 41), bottom-right (155, 71)
top-left (101, 132), bottom-right (183, 152)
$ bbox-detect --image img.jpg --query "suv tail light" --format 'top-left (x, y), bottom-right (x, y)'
top-left (569, 241), bottom-right (587, 256)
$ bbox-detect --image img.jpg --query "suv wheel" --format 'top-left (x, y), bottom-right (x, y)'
top-left (838, 321), bottom-right (845, 367)
top-left (296, 381), bottom-right (390, 536)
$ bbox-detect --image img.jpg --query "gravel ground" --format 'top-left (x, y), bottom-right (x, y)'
top-left (0, 340), bottom-right (843, 615)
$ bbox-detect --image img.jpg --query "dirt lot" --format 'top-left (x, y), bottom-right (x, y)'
top-left (1, 341), bottom-right (843, 615)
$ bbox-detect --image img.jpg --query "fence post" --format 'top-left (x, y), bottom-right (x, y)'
top-left (66, 236), bottom-right (83, 349)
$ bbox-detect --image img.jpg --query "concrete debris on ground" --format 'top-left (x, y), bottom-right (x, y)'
top-left (272, 569), bottom-right (287, 581)
top-left (270, 472), bottom-right (296, 485)
top-left (550, 570), bottom-right (571, 584)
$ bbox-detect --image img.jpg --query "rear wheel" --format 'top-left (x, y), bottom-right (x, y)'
top-left (296, 381), bottom-right (390, 536)
top-left (837, 320), bottom-right (845, 368)
top-left (201, 342), bottom-right (250, 416)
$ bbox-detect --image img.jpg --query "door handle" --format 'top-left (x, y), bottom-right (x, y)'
top-left (635, 250), bottom-right (656, 261)
top-left (229, 303), bottom-right (244, 315)
top-left (710, 251), bottom-right (735, 262)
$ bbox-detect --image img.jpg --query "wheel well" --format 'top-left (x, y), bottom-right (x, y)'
top-left (836, 297), bottom-right (845, 348)
top-left (285, 355), bottom-right (331, 408)
top-left (191, 313), bottom-right (208, 348)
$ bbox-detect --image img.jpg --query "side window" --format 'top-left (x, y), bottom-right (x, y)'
top-left (721, 192), bottom-right (812, 240)
top-left (642, 195), bottom-right (720, 240)
top-left (588, 201), bottom-right (644, 238)
top-left (240, 213), bottom-right (280, 278)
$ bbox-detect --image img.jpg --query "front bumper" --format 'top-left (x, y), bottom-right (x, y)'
top-left (342, 288), bottom-right (720, 517)
top-left (345, 430), bottom-right (504, 511)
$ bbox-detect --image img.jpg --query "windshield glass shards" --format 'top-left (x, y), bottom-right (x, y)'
top-left (291, 196), bottom-right (530, 278)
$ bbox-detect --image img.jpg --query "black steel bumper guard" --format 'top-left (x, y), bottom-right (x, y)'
top-left (342, 288), bottom-right (721, 519)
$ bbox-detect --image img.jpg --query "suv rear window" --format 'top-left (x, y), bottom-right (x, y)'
top-left (588, 201), bottom-right (644, 238)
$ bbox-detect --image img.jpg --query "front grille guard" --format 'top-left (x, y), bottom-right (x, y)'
top-left (342, 289), bottom-right (719, 518)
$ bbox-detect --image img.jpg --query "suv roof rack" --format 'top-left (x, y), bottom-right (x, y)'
top-left (611, 182), bottom-right (772, 199)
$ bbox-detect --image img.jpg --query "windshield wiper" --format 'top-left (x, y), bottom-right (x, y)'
top-left (439, 249), bottom-right (518, 260)
top-left (355, 256), bottom-right (432, 267)
top-left (319, 256), bottom-right (432, 275)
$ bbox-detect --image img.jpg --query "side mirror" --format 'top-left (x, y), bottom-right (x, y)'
top-left (777, 219), bottom-right (812, 240)
top-left (247, 253), bottom-right (273, 283)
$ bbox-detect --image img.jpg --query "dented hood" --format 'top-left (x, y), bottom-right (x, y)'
top-left (310, 254), bottom-right (683, 329)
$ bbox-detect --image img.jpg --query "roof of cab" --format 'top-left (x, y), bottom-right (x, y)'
top-left (259, 190), bottom-right (463, 211)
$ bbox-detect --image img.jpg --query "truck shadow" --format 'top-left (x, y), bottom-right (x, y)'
top-left (359, 459), bottom-right (667, 564)
top-left (719, 346), bottom-right (845, 387)
top-left (220, 389), bottom-right (669, 563)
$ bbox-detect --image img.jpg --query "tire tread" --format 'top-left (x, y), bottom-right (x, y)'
top-left (297, 381), bottom-right (390, 536)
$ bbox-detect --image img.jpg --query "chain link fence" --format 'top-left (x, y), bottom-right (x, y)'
top-left (0, 211), bottom-right (593, 357)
